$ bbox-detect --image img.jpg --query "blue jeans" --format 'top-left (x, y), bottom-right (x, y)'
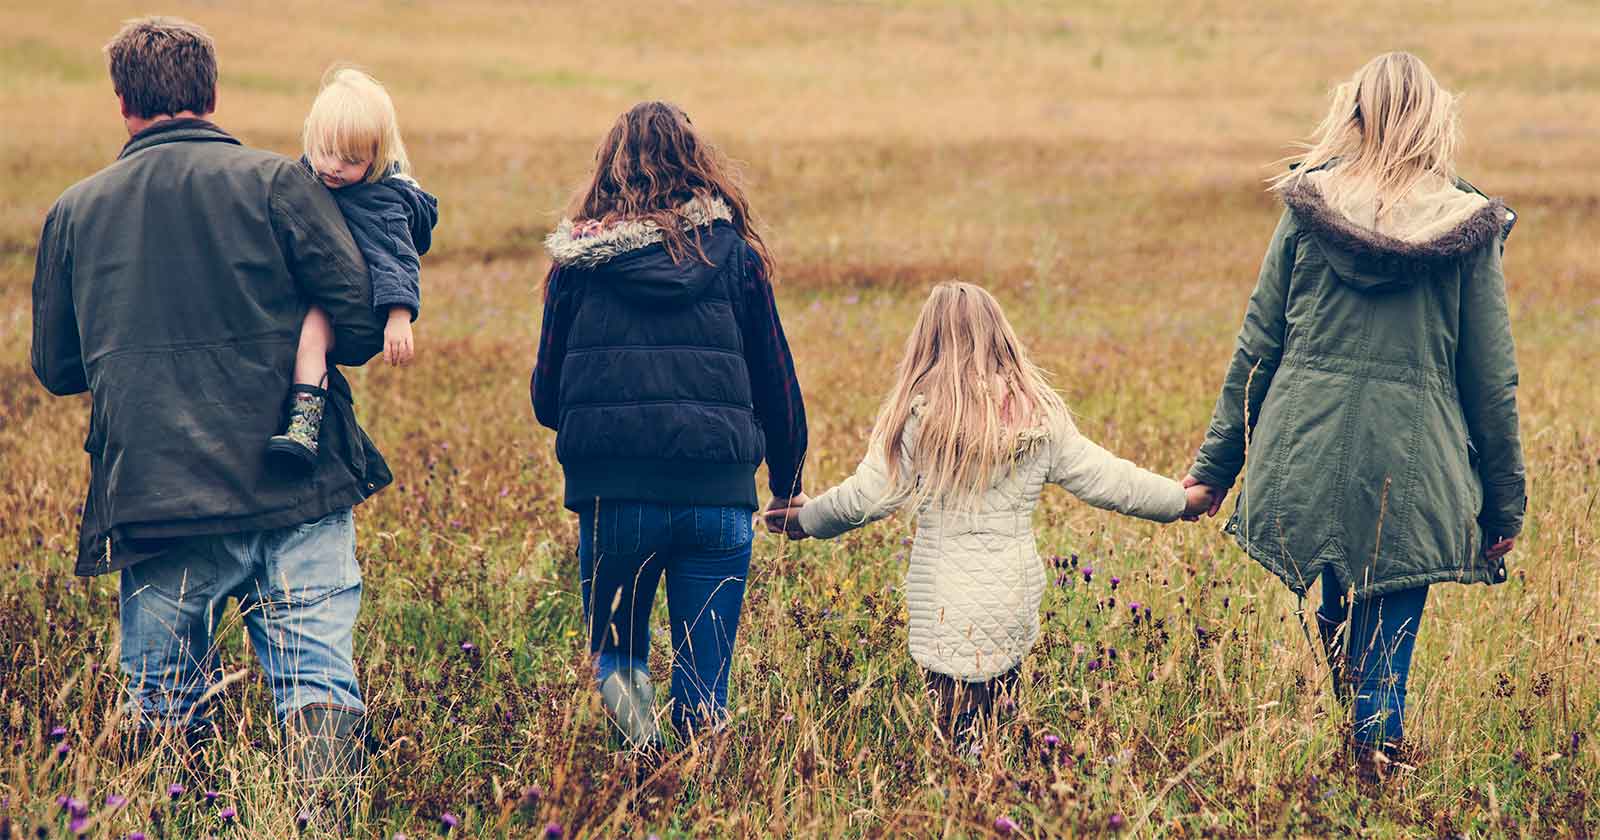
top-left (119, 509), bottom-right (364, 728)
top-left (577, 501), bottom-right (753, 735)
top-left (1317, 567), bottom-right (1428, 748)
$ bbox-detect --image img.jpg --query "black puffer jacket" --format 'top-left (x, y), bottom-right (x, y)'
top-left (31, 119), bottom-right (392, 576)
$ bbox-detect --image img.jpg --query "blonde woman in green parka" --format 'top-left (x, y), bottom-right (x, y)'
top-left (1184, 52), bottom-right (1525, 775)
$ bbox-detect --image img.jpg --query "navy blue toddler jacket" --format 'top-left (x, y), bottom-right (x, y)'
top-left (306, 159), bottom-right (439, 318)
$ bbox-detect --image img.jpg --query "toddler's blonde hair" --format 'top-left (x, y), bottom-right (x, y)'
top-left (302, 66), bottom-right (410, 184)
top-left (872, 282), bottom-right (1068, 512)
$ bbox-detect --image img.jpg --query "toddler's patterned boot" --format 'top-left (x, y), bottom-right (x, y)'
top-left (267, 385), bottom-right (327, 469)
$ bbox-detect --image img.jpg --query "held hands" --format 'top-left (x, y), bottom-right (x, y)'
top-left (1180, 474), bottom-right (1228, 522)
top-left (1485, 536), bottom-right (1516, 561)
top-left (762, 493), bottom-right (811, 540)
top-left (383, 309), bottom-right (415, 367)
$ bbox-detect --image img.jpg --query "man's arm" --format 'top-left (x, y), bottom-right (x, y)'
top-left (31, 203), bottom-right (88, 396)
top-left (270, 163), bottom-right (384, 366)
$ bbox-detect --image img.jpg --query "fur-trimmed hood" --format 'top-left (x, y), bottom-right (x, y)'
top-left (544, 196), bottom-right (734, 269)
top-left (1280, 170), bottom-right (1515, 291)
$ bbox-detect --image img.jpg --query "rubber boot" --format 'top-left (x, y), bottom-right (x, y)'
top-left (267, 384), bottom-right (328, 469)
top-left (599, 667), bottom-right (662, 752)
top-left (285, 706), bottom-right (368, 831)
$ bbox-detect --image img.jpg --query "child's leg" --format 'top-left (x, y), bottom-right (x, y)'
top-left (294, 305), bottom-right (334, 387)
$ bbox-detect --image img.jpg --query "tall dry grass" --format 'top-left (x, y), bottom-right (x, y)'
top-left (2, 1), bottom-right (1597, 837)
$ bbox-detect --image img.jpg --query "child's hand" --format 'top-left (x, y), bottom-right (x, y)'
top-left (1182, 483), bottom-right (1216, 520)
top-left (762, 494), bottom-right (810, 540)
top-left (1181, 474), bottom-right (1227, 520)
top-left (383, 309), bottom-right (414, 367)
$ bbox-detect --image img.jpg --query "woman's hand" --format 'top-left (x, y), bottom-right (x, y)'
top-left (383, 309), bottom-right (415, 367)
top-left (1181, 474), bottom-right (1228, 520)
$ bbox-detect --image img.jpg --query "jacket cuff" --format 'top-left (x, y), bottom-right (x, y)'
top-left (1186, 459), bottom-right (1236, 492)
top-left (798, 496), bottom-right (845, 540)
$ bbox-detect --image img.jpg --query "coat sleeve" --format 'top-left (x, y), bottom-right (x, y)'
top-left (269, 164), bottom-right (384, 367)
top-left (798, 441), bottom-right (913, 540)
top-left (368, 199), bottom-right (422, 320)
top-left (1048, 417), bottom-right (1187, 522)
top-left (531, 265), bottom-right (572, 431)
top-left (30, 203), bottom-right (88, 396)
top-left (1457, 228), bottom-right (1526, 538)
top-left (1188, 209), bottom-right (1296, 490)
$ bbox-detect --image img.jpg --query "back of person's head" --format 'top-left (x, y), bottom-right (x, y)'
top-left (576, 101), bottom-right (772, 275)
top-left (1274, 51), bottom-right (1460, 211)
top-left (303, 66), bottom-right (410, 184)
top-left (104, 16), bottom-right (217, 119)
top-left (872, 282), bottom-right (1068, 511)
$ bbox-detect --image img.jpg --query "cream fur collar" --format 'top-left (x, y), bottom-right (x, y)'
top-left (545, 196), bottom-right (734, 268)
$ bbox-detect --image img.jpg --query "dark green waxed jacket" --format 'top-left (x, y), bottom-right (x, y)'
top-left (1189, 174), bottom-right (1526, 601)
top-left (31, 120), bottom-right (393, 576)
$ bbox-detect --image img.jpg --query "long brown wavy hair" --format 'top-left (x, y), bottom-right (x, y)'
top-left (572, 101), bottom-right (773, 275)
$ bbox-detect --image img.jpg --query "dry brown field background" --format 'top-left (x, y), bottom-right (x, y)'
top-left (2, 1), bottom-right (1598, 837)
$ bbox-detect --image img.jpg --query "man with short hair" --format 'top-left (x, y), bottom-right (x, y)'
top-left (31, 16), bottom-right (390, 780)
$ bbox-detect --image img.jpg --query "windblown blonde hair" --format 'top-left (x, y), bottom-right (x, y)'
top-left (1271, 52), bottom-right (1460, 213)
top-left (872, 282), bottom-right (1068, 511)
top-left (302, 66), bottom-right (410, 184)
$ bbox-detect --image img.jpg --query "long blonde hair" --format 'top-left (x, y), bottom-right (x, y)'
top-left (872, 282), bottom-right (1068, 511)
top-left (302, 66), bottom-right (410, 184)
top-left (1271, 52), bottom-right (1460, 213)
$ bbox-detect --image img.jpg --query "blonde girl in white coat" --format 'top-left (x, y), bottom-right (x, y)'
top-left (768, 282), bottom-right (1213, 735)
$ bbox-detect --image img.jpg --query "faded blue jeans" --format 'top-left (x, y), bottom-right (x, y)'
top-left (119, 509), bottom-right (364, 729)
top-left (1317, 566), bottom-right (1428, 749)
top-left (577, 501), bottom-right (753, 735)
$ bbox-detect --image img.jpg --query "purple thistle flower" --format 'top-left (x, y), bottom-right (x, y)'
top-left (460, 641), bottom-right (476, 653)
top-left (129, 833), bottom-right (148, 840)
top-left (1082, 566), bottom-right (1094, 583)
top-left (1043, 734), bottom-right (1060, 748)
top-left (440, 812), bottom-right (460, 831)
top-left (995, 815), bottom-right (1019, 834)
top-left (1110, 576), bottom-right (1120, 590)
top-left (544, 822), bottom-right (564, 838)
top-left (219, 806), bottom-right (237, 823)
top-left (106, 793), bottom-right (128, 809)
top-left (1108, 647), bottom-right (1118, 660)
top-left (394, 835), bottom-right (408, 840)
top-left (57, 794), bottom-right (72, 809)
top-left (1087, 659), bottom-right (1102, 672)
top-left (69, 815), bottom-right (88, 835)
top-left (296, 808), bottom-right (311, 830)
top-left (1109, 812), bottom-right (1127, 831)
top-left (56, 742), bottom-right (70, 757)
top-left (168, 783), bottom-right (186, 800)
top-left (49, 726), bottom-right (68, 740)
top-left (1129, 601), bottom-right (1141, 613)
top-left (204, 790), bottom-right (219, 804)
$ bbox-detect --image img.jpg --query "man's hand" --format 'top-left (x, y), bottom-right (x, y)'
top-left (1182, 483), bottom-right (1215, 520)
top-left (1181, 474), bottom-right (1228, 521)
top-left (1485, 536), bottom-right (1516, 561)
top-left (763, 493), bottom-right (810, 540)
top-left (383, 309), bottom-right (414, 367)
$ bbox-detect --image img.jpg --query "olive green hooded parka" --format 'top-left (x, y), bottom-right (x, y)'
top-left (1190, 169), bottom-right (1526, 601)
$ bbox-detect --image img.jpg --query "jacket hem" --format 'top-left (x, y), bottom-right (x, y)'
top-left (562, 459), bottom-right (759, 512)
top-left (1230, 530), bottom-right (1501, 602)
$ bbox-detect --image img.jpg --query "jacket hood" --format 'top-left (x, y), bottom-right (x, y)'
top-left (377, 172), bottom-right (440, 256)
top-left (545, 196), bottom-right (736, 305)
top-left (1280, 170), bottom-right (1514, 292)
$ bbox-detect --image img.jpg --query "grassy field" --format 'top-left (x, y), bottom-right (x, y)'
top-left (3, 1), bottom-right (1599, 837)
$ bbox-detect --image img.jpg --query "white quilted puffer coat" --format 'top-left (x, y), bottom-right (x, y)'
top-left (799, 404), bottom-right (1185, 681)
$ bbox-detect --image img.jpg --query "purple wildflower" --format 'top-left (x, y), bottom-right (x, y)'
top-left (1082, 566), bottom-right (1094, 583)
top-left (544, 823), bottom-right (564, 839)
top-left (995, 815), bottom-right (1019, 835)
top-left (219, 806), bottom-right (237, 823)
top-left (56, 742), bottom-right (70, 757)
top-left (1043, 734), bottom-right (1060, 748)
top-left (296, 808), bottom-right (311, 830)
top-left (440, 812), bottom-right (460, 831)
top-left (1110, 576), bottom-right (1120, 590)
top-left (129, 834), bottom-right (148, 840)
top-left (106, 793), bottom-right (128, 809)
top-left (69, 815), bottom-right (88, 835)
top-left (49, 726), bottom-right (68, 740)
top-left (460, 641), bottom-right (476, 653)
top-left (204, 790), bottom-right (219, 804)
top-left (1087, 659), bottom-right (1102, 672)
top-left (168, 783), bottom-right (186, 800)
top-left (1109, 812), bottom-right (1127, 831)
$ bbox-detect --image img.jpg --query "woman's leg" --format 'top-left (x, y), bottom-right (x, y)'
top-left (663, 505), bottom-right (752, 737)
top-left (1316, 566), bottom-right (1352, 703)
top-left (294, 305), bottom-right (334, 387)
top-left (1345, 585), bottom-right (1429, 750)
top-left (578, 501), bottom-right (670, 749)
